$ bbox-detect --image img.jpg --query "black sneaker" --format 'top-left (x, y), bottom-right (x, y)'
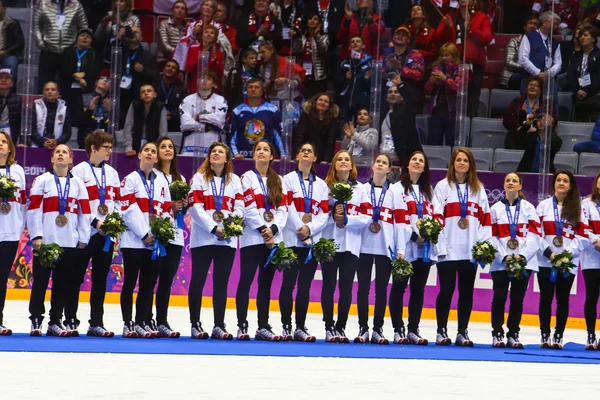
top-left (586, 333), bottom-right (597, 351)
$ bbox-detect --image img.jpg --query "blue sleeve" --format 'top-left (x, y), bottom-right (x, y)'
top-left (228, 111), bottom-right (239, 155)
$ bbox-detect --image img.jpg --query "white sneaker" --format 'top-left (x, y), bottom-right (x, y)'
top-left (586, 333), bottom-right (597, 351)
top-left (211, 325), bottom-right (233, 340)
top-left (147, 320), bottom-right (160, 338)
top-left (540, 332), bottom-right (551, 349)
top-left (325, 326), bottom-right (340, 343)
top-left (135, 323), bottom-right (152, 339)
top-left (507, 333), bottom-right (524, 349)
top-left (293, 327), bottom-right (316, 342)
top-left (336, 328), bottom-right (350, 344)
top-left (191, 322), bottom-right (209, 340)
top-left (64, 318), bottom-right (79, 337)
top-left (87, 325), bottom-right (114, 338)
top-left (354, 326), bottom-right (369, 343)
top-left (552, 332), bottom-right (563, 350)
top-left (281, 324), bottom-right (294, 342)
top-left (492, 332), bottom-right (505, 348)
top-left (255, 326), bottom-right (281, 341)
top-left (371, 328), bottom-right (389, 345)
top-left (393, 326), bottom-right (409, 344)
top-left (455, 330), bottom-right (474, 347)
top-left (0, 323), bottom-right (12, 336)
top-left (436, 328), bottom-right (452, 346)
top-left (237, 323), bottom-right (250, 341)
top-left (30, 317), bottom-right (43, 337)
top-left (407, 330), bottom-right (428, 346)
top-left (158, 322), bottom-right (180, 338)
top-left (47, 322), bottom-right (69, 337)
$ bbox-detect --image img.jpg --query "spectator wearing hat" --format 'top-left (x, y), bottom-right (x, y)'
top-left (31, 81), bottom-right (71, 149)
top-left (79, 73), bottom-right (111, 148)
top-left (157, 59), bottom-right (188, 133)
top-left (382, 25), bottom-right (425, 115)
top-left (0, 0), bottom-right (24, 81)
top-left (0, 68), bottom-right (21, 144)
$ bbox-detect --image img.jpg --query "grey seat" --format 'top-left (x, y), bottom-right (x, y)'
top-left (422, 145), bottom-right (451, 169)
top-left (470, 117), bottom-right (508, 149)
top-left (556, 121), bottom-right (593, 152)
top-left (558, 91), bottom-right (573, 121)
top-left (553, 152), bottom-right (578, 174)
top-left (489, 89), bottom-right (519, 118)
top-left (416, 114), bottom-right (428, 144)
top-left (479, 88), bottom-right (490, 118)
top-left (579, 152), bottom-right (600, 176)
top-left (493, 149), bottom-right (524, 172)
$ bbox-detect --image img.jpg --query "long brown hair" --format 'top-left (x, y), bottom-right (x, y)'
top-left (399, 150), bottom-right (432, 201)
top-left (325, 150), bottom-right (358, 186)
top-left (589, 170), bottom-right (600, 204)
top-left (302, 92), bottom-right (339, 123)
top-left (446, 147), bottom-right (482, 195)
top-left (259, 41), bottom-right (280, 80)
top-left (112, 0), bottom-right (133, 16)
top-left (0, 131), bottom-right (15, 166)
top-left (552, 170), bottom-right (581, 225)
top-left (155, 136), bottom-right (182, 182)
top-left (252, 140), bottom-right (283, 208)
top-left (198, 142), bottom-right (233, 185)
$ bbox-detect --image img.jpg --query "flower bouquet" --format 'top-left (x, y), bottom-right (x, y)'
top-left (505, 254), bottom-right (529, 280)
top-left (391, 258), bottom-right (414, 281)
top-left (0, 174), bottom-right (17, 213)
top-left (222, 215), bottom-right (246, 240)
top-left (309, 237), bottom-right (338, 264)
top-left (418, 217), bottom-right (442, 262)
top-left (150, 216), bottom-right (175, 260)
top-left (34, 243), bottom-right (64, 269)
top-left (550, 250), bottom-right (576, 283)
top-left (472, 241), bottom-right (497, 269)
top-left (266, 242), bottom-right (298, 271)
top-left (330, 181), bottom-right (353, 228)
top-left (169, 180), bottom-right (191, 229)
top-left (99, 212), bottom-right (128, 252)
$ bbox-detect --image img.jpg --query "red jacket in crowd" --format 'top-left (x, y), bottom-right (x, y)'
top-left (185, 44), bottom-right (225, 94)
top-left (409, 22), bottom-right (437, 62)
top-left (337, 12), bottom-right (386, 60)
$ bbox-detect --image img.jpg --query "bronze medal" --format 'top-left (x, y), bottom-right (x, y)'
top-left (263, 210), bottom-right (274, 223)
top-left (0, 202), bottom-right (11, 214)
top-left (369, 222), bottom-right (381, 234)
top-left (507, 238), bottom-right (519, 250)
top-left (213, 210), bottom-right (224, 223)
top-left (55, 214), bottom-right (68, 227)
top-left (553, 236), bottom-right (563, 247)
top-left (458, 218), bottom-right (469, 230)
top-left (97, 204), bottom-right (109, 216)
top-left (302, 213), bottom-right (312, 224)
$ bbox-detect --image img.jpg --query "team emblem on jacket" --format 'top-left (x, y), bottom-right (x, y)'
top-left (244, 118), bottom-right (265, 143)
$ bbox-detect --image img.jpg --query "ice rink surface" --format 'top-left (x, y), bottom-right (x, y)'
top-left (1, 300), bottom-right (599, 399)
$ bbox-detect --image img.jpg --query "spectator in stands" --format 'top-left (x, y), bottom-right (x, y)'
top-left (236, 0), bottom-right (283, 52)
top-left (95, 0), bottom-right (140, 64)
top-left (558, 21), bottom-right (585, 91)
top-left (259, 41), bottom-right (303, 101)
top-left (341, 107), bottom-right (378, 165)
top-left (383, 25), bottom-right (425, 115)
top-left (185, 25), bottom-right (225, 95)
top-left (214, 1), bottom-right (239, 54)
top-left (499, 14), bottom-right (539, 90)
top-left (408, 4), bottom-right (436, 63)
top-left (0, 1), bottom-right (24, 81)
top-left (31, 81), bottom-right (71, 149)
top-left (80, 75), bottom-right (111, 146)
top-left (434, 0), bottom-right (493, 118)
top-left (518, 11), bottom-right (562, 95)
top-left (224, 48), bottom-right (261, 107)
top-left (291, 11), bottom-right (329, 100)
top-left (82, 0), bottom-right (111, 32)
top-left (157, 0), bottom-right (188, 68)
top-left (425, 43), bottom-right (461, 146)
top-left (123, 83), bottom-right (167, 157)
top-left (158, 60), bottom-right (188, 133)
top-left (0, 68), bottom-right (21, 144)
top-left (532, 0), bottom-right (579, 38)
top-left (567, 25), bottom-right (600, 123)
top-left (293, 92), bottom-right (339, 163)
top-left (302, 0), bottom-right (345, 48)
top-left (271, 0), bottom-right (303, 56)
top-left (118, 27), bottom-right (159, 127)
top-left (337, 0), bottom-right (385, 60)
top-left (60, 28), bottom-right (99, 135)
top-left (34, 0), bottom-right (88, 93)
top-left (573, 117), bottom-right (600, 154)
top-left (179, 70), bottom-right (228, 157)
top-left (229, 78), bottom-right (286, 159)
top-left (335, 35), bottom-right (372, 122)
top-left (516, 112), bottom-right (561, 173)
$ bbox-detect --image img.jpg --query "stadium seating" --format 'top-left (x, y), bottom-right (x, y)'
top-left (578, 152), bottom-right (600, 177)
top-left (470, 117), bottom-right (507, 149)
top-left (493, 148), bottom-right (524, 172)
top-left (422, 145), bottom-right (451, 169)
top-left (556, 121), bottom-right (594, 152)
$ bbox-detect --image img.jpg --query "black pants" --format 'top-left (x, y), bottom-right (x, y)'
top-left (38, 50), bottom-right (64, 93)
top-left (155, 243), bottom-right (182, 325)
top-left (188, 245), bottom-right (236, 327)
top-left (390, 258), bottom-right (432, 333)
top-left (436, 260), bottom-right (476, 333)
top-left (64, 233), bottom-right (113, 326)
top-left (120, 248), bottom-right (162, 325)
top-left (537, 267), bottom-right (575, 335)
top-left (236, 244), bottom-right (277, 329)
top-left (583, 269), bottom-right (600, 334)
top-left (491, 270), bottom-right (530, 336)
top-left (279, 247), bottom-right (317, 328)
top-left (467, 63), bottom-right (484, 119)
top-left (304, 77), bottom-right (329, 101)
top-left (0, 241), bottom-right (19, 325)
top-left (357, 253), bottom-right (391, 330)
top-left (321, 251), bottom-right (358, 330)
top-left (29, 247), bottom-right (76, 324)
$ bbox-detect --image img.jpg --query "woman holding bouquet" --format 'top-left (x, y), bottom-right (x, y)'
top-left (536, 170), bottom-right (588, 349)
top-left (188, 142), bottom-right (244, 340)
top-left (280, 142), bottom-right (329, 342)
top-left (355, 154), bottom-right (397, 344)
top-left (433, 148), bottom-right (492, 347)
top-left (321, 150), bottom-right (370, 343)
top-left (490, 172), bottom-right (541, 349)
top-left (27, 144), bottom-right (92, 337)
top-left (154, 136), bottom-right (187, 338)
top-left (120, 142), bottom-right (173, 339)
top-left (0, 132), bottom-right (26, 335)
top-left (389, 151), bottom-right (437, 346)
top-left (236, 140), bottom-right (288, 341)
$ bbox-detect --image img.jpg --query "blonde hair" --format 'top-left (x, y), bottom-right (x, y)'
top-left (325, 150), bottom-right (358, 185)
top-left (434, 43), bottom-right (460, 67)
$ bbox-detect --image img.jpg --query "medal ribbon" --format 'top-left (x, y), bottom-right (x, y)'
top-left (370, 180), bottom-right (388, 223)
top-left (505, 198), bottom-right (521, 239)
top-left (254, 169), bottom-right (270, 212)
top-left (1, 164), bottom-right (10, 207)
top-left (553, 196), bottom-right (565, 238)
top-left (126, 49), bottom-right (139, 76)
top-left (410, 184), bottom-right (424, 219)
top-left (211, 176), bottom-right (226, 212)
top-left (53, 171), bottom-right (71, 216)
top-left (455, 182), bottom-right (468, 219)
top-left (75, 48), bottom-right (88, 72)
top-left (161, 80), bottom-right (174, 105)
top-left (297, 170), bottom-right (313, 214)
top-left (88, 161), bottom-right (106, 207)
top-left (137, 169), bottom-right (155, 215)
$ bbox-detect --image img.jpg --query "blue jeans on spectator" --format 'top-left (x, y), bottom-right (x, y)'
top-left (428, 110), bottom-right (456, 146)
top-left (0, 55), bottom-right (17, 81)
top-left (574, 141), bottom-right (600, 154)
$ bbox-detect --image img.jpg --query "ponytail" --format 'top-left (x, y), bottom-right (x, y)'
top-left (266, 165), bottom-right (283, 208)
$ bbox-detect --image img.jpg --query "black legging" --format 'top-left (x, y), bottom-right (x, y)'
top-left (120, 248), bottom-right (162, 325)
top-left (583, 269), bottom-right (600, 334)
top-left (357, 254), bottom-right (391, 330)
top-left (537, 267), bottom-right (575, 335)
top-left (155, 243), bottom-right (183, 325)
top-left (279, 247), bottom-right (317, 328)
top-left (189, 245), bottom-right (236, 327)
top-left (0, 241), bottom-right (19, 325)
top-left (321, 251), bottom-right (358, 330)
top-left (436, 260), bottom-right (476, 333)
top-left (236, 244), bottom-right (277, 329)
top-left (390, 258), bottom-right (432, 333)
top-left (491, 270), bottom-right (530, 336)
top-left (29, 247), bottom-right (76, 324)
top-left (65, 233), bottom-right (114, 326)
